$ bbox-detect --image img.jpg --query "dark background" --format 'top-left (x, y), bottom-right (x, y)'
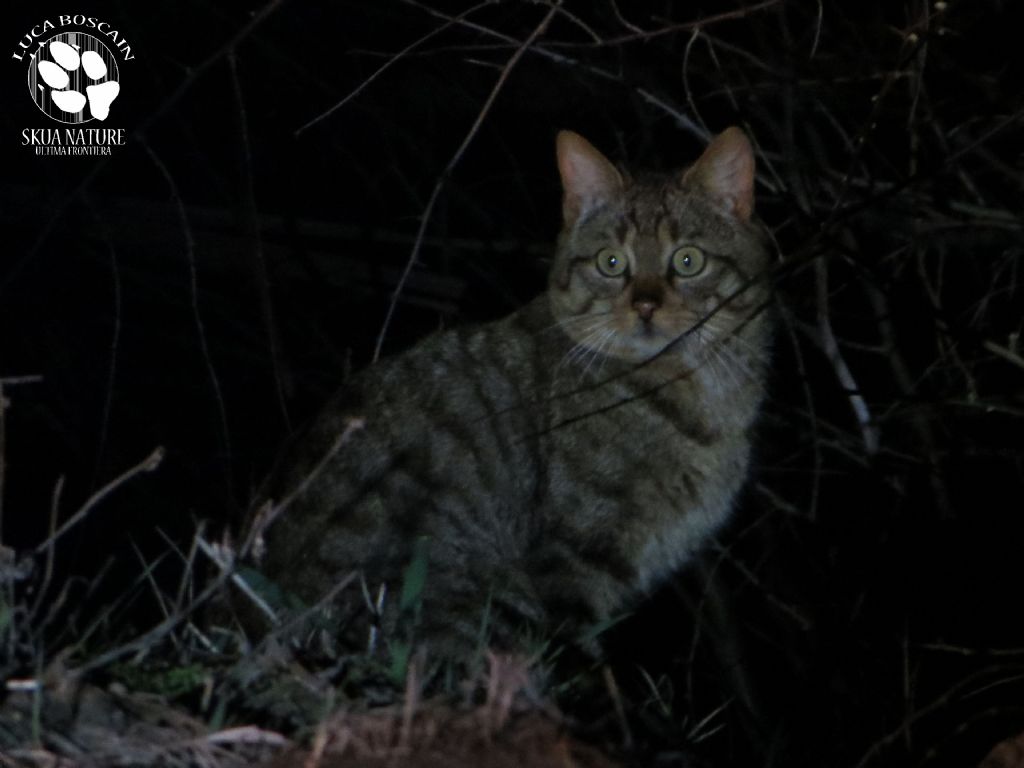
top-left (1, 1), bottom-right (1022, 766)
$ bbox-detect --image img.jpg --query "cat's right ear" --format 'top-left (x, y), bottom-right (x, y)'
top-left (556, 131), bottom-right (623, 227)
top-left (683, 127), bottom-right (755, 221)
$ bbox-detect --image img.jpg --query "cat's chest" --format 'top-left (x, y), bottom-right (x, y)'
top-left (544, 364), bottom-right (719, 449)
top-left (538, 368), bottom-right (749, 579)
top-left (630, 459), bottom-right (741, 590)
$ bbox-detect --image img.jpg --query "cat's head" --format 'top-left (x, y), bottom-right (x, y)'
top-left (549, 127), bottom-right (772, 366)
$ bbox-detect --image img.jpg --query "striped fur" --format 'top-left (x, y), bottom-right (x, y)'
top-left (250, 128), bottom-right (774, 656)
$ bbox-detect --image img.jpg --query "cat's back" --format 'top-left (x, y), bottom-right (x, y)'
top-left (305, 297), bottom-right (559, 465)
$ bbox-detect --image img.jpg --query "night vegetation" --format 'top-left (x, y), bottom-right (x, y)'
top-left (1, 1), bottom-right (1022, 766)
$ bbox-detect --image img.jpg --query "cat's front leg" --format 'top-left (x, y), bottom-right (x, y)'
top-left (527, 536), bottom-right (636, 655)
top-left (387, 538), bottom-right (548, 659)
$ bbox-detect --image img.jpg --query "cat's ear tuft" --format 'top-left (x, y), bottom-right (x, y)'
top-left (556, 131), bottom-right (623, 227)
top-left (684, 126), bottom-right (755, 221)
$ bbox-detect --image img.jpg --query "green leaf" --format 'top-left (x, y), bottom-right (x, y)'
top-left (389, 641), bottom-right (410, 686)
top-left (398, 536), bottom-right (430, 616)
top-left (236, 565), bottom-right (308, 613)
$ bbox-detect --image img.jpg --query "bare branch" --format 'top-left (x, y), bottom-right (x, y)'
top-left (295, 2), bottom-right (493, 135)
top-left (33, 447), bottom-right (164, 557)
top-left (814, 255), bottom-right (880, 456)
top-left (373, 1), bottom-right (564, 361)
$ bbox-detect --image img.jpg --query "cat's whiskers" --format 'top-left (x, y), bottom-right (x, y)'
top-left (541, 311), bottom-right (615, 337)
top-left (565, 329), bottom-right (610, 380)
top-left (577, 328), bottom-right (618, 384)
top-left (703, 318), bottom-right (772, 372)
top-left (559, 329), bottom-right (603, 368)
top-left (561, 326), bottom-right (610, 368)
top-left (690, 325), bottom-right (739, 393)
top-left (698, 321), bottom-right (769, 395)
top-left (712, 343), bottom-right (747, 393)
top-left (591, 330), bottom-right (621, 384)
top-left (556, 317), bottom-right (616, 377)
top-left (719, 343), bottom-right (770, 397)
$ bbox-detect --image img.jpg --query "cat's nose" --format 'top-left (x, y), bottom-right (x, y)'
top-left (633, 299), bottom-right (660, 322)
top-left (631, 276), bottom-right (664, 323)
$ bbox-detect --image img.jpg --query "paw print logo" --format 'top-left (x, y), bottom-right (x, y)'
top-left (28, 32), bottom-right (120, 123)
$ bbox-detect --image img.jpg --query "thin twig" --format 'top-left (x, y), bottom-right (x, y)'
top-left (538, 0), bottom-right (785, 48)
top-left (0, 376), bottom-right (44, 385)
top-left (373, 0), bottom-right (563, 361)
top-left (139, 139), bottom-right (233, 495)
top-left (131, 540), bottom-right (172, 623)
top-left (295, 1), bottom-right (493, 136)
top-left (196, 535), bottom-right (279, 626)
top-left (814, 255), bottom-right (879, 456)
top-left (228, 51), bottom-right (291, 435)
top-left (28, 477), bottom-right (64, 624)
top-left (248, 417), bottom-right (366, 553)
top-left (201, 725), bottom-right (289, 747)
top-left (920, 642), bottom-right (1024, 658)
top-left (404, 0), bottom-right (707, 140)
top-left (33, 447), bottom-right (164, 557)
top-left (982, 338), bottom-right (1024, 371)
top-left (609, 0), bottom-right (646, 34)
top-left (70, 555), bottom-right (311, 675)
top-left (93, 238), bottom-right (122, 491)
top-left (602, 665), bottom-right (633, 749)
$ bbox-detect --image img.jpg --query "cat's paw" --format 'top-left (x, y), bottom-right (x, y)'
top-left (37, 40), bottom-right (119, 121)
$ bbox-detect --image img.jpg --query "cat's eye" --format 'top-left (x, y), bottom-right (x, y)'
top-left (595, 247), bottom-right (628, 277)
top-left (671, 245), bottom-right (707, 278)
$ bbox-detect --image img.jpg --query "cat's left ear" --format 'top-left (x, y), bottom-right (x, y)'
top-left (683, 127), bottom-right (755, 221)
top-left (556, 130), bottom-right (624, 227)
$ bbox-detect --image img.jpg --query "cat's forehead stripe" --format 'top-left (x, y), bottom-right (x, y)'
top-left (627, 208), bottom-right (643, 236)
top-left (614, 219), bottom-right (630, 244)
top-left (658, 216), bottom-right (680, 243)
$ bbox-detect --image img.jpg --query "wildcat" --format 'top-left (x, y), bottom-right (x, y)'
top-left (241, 126), bottom-right (774, 658)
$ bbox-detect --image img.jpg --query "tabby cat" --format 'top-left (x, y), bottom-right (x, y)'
top-left (243, 126), bottom-right (774, 658)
